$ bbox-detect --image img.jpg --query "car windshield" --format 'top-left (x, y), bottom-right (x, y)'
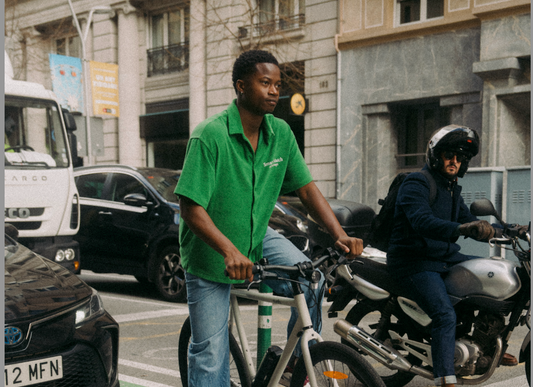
top-left (5, 97), bottom-right (69, 168)
top-left (142, 169), bottom-right (180, 203)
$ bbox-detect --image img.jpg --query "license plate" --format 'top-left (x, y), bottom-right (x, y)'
top-left (4, 356), bottom-right (63, 387)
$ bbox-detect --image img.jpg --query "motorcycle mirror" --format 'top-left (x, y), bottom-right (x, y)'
top-left (470, 199), bottom-right (503, 223)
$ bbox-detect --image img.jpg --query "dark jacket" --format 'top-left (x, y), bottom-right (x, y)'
top-left (387, 165), bottom-right (477, 277)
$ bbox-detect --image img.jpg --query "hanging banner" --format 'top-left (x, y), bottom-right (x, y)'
top-left (90, 61), bottom-right (119, 117)
top-left (49, 54), bottom-right (84, 113)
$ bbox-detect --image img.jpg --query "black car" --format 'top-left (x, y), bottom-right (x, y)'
top-left (73, 165), bottom-right (310, 303)
top-left (4, 225), bottom-right (119, 387)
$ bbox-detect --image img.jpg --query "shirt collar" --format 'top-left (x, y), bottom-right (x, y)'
top-left (227, 99), bottom-right (275, 144)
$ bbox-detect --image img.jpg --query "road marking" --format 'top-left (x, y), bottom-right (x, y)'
top-left (112, 303), bottom-right (275, 323)
top-left (120, 359), bottom-right (181, 378)
top-left (101, 294), bottom-right (188, 308)
top-left (114, 309), bottom-right (190, 323)
top-left (484, 375), bottom-right (528, 387)
top-left (119, 374), bottom-right (175, 387)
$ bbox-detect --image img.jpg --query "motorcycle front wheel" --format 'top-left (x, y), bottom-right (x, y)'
top-left (344, 299), bottom-right (425, 387)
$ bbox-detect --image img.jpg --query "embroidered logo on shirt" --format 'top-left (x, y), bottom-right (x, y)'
top-left (264, 157), bottom-right (283, 168)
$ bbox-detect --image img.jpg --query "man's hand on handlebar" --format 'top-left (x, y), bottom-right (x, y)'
top-left (517, 224), bottom-right (530, 241)
top-left (224, 252), bottom-right (254, 282)
top-left (459, 220), bottom-right (495, 241)
top-left (334, 236), bottom-right (364, 259)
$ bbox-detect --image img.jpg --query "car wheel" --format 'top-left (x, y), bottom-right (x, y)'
top-left (153, 245), bottom-right (187, 303)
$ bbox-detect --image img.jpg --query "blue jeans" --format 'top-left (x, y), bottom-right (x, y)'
top-left (185, 227), bottom-right (325, 387)
top-left (404, 271), bottom-right (457, 385)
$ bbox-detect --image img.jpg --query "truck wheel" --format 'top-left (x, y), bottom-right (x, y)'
top-left (153, 245), bottom-right (187, 303)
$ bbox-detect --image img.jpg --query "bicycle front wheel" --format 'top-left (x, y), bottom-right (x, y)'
top-left (178, 316), bottom-right (251, 387)
top-left (290, 341), bottom-right (386, 387)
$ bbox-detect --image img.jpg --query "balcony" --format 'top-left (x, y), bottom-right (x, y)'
top-left (147, 42), bottom-right (189, 77)
top-left (238, 13), bottom-right (305, 39)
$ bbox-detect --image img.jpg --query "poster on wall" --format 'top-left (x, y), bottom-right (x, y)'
top-left (49, 54), bottom-right (84, 113)
top-left (90, 61), bottom-right (119, 117)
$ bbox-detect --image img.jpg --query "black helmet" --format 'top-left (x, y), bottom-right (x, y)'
top-left (427, 125), bottom-right (479, 178)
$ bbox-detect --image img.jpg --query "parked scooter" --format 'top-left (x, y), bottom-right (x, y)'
top-left (319, 198), bottom-right (530, 386)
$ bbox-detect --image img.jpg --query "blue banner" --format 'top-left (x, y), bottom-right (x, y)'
top-left (49, 54), bottom-right (84, 113)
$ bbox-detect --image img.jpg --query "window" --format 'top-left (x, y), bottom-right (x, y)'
top-left (394, 103), bottom-right (451, 170)
top-left (241, 0), bottom-right (305, 36)
top-left (110, 174), bottom-right (148, 203)
top-left (55, 36), bottom-right (81, 58)
top-left (397, 0), bottom-right (443, 25)
top-left (147, 7), bottom-right (189, 77)
top-left (5, 98), bottom-right (70, 168)
top-left (75, 173), bottom-right (108, 199)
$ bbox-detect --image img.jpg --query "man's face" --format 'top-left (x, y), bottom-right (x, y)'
top-left (239, 63), bottom-right (281, 116)
top-left (440, 150), bottom-right (466, 179)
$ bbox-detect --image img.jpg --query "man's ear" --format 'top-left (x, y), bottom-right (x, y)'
top-left (236, 79), bottom-right (245, 94)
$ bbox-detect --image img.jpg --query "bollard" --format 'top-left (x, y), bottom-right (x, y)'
top-left (256, 282), bottom-right (273, 369)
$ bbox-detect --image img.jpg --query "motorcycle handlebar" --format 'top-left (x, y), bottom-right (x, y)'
top-left (489, 237), bottom-right (513, 245)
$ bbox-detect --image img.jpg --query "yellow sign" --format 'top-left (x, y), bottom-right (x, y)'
top-left (90, 61), bottom-right (119, 117)
top-left (290, 93), bottom-right (306, 115)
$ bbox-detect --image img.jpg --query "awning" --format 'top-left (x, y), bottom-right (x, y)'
top-left (140, 108), bottom-right (189, 140)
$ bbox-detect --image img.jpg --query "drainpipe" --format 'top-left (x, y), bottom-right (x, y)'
top-left (335, 33), bottom-right (342, 199)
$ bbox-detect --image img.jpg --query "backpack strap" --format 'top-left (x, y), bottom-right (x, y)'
top-left (419, 169), bottom-right (437, 206)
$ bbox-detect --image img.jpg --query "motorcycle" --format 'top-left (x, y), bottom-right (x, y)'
top-left (313, 198), bottom-right (531, 387)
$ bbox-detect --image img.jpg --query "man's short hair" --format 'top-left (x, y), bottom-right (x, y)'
top-left (232, 50), bottom-right (279, 93)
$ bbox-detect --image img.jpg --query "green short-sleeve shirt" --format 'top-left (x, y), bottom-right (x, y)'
top-left (175, 100), bottom-right (313, 284)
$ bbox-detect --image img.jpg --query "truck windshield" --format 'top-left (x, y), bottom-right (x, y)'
top-left (5, 97), bottom-right (69, 168)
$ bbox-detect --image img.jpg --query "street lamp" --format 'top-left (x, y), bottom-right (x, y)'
top-left (67, 1), bottom-right (115, 165)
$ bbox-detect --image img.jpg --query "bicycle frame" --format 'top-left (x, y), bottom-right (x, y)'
top-left (229, 288), bottom-right (324, 387)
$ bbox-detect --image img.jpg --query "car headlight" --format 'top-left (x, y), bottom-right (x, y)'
top-left (75, 289), bottom-right (104, 327)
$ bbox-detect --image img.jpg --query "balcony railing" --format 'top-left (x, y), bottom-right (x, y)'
top-left (147, 42), bottom-right (189, 77)
top-left (238, 14), bottom-right (305, 39)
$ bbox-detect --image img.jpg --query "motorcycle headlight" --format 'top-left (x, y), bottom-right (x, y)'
top-left (75, 289), bottom-right (104, 327)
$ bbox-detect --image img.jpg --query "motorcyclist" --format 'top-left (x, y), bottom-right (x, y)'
top-left (387, 125), bottom-right (517, 387)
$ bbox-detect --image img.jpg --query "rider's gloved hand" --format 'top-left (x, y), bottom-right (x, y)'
top-left (517, 224), bottom-right (529, 240)
top-left (458, 220), bottom-right (495, 241)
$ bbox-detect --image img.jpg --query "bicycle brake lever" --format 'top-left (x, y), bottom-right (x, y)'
top-left (247, 280), bottom-right (262, 291)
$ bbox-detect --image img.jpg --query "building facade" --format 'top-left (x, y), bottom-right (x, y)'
top-left (5, 0), bottom-right (340, 197)
top-left (5, 0), bottom-right (531, 205)
top-left (335, 0), bottom-right (530, 209)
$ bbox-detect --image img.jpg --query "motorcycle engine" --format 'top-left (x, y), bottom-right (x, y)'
top-left (454, 338), bottom-right (482, 375)
top-left (455, 312), bottom-right (505, 376)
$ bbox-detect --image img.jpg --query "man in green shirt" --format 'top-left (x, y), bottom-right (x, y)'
top-left (175, 50), bottom-right (363, 387)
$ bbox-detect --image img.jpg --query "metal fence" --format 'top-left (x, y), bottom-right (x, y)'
top-left (147, 43), bottom-right (189, 77)
top-left (238, 14), bottom-right (305, 38)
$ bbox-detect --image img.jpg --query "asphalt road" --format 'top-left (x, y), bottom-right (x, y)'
top-left (79, 270), bottom-right (530, 387)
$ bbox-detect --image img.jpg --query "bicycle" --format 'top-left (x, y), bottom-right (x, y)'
top-left (178, 250), bottom-right (385, 387)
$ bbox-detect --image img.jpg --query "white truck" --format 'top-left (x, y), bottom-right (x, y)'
top-left (5, 52), bottom-right (81, 273)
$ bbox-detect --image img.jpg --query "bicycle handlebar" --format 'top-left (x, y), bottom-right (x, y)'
top-left (224, 248), bottom-right (346, 284)
top-left (252, 248), bottom-right (345, 283)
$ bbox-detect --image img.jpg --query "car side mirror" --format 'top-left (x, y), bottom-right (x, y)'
top-left (62, 109), bottom-right (77, 132)
top-left (123, 193), bottom-right (153, 207)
